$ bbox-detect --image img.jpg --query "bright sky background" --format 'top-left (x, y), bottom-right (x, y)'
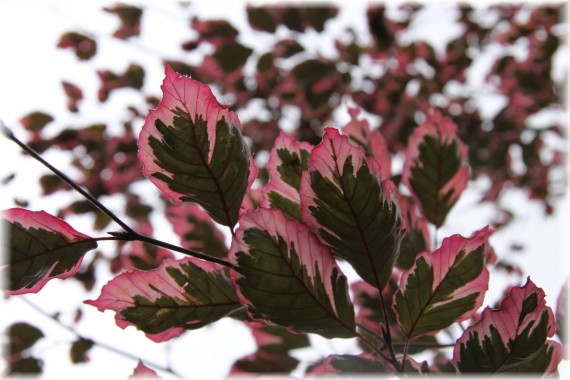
top-left (0, 0), bottom-right (568, 378)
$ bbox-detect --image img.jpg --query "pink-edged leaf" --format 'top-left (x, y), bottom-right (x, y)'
top-left (261, 131), bottom-right (312, 221)
top-left (1, 208), bottom-right (97, 295)
top-left (453, 277), bottom-right (560, 374)
top-left (247, 322), bottom-right (310, 353)
top-left (138, 65), bottom-right (257, 227)
top-left (342, 107), bottom-right (391, 179)
top-left (402, 109), bottom-right (469, 227)
top-left (396, 195), bottom-right (431, 270)
top-left (300, 127), bottom-right (403, 290)
top-left (352, 278), bottom-right (438, 355)
top-left (394, 227), bottom-right (491, 339)
top-left (229, 208), bottom-right (355, 339)
top-left (85, 257), bottom-right (240, 342)
top-left (129, 360), bottom-right (160, 379)
top-left (165, 203), bottom-right (228, 259)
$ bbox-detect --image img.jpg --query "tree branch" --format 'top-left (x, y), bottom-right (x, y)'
top-left (18, 296), bottom-right (183, 378)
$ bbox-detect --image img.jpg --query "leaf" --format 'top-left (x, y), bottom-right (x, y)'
top-left (248, 322), bottom-right (310, 353)
top-left (70, 338), bottom-right (94, 364)
top-left (8, 357), bottom-right (43, 376)
top-left (165, 203), bottom-right (228, 259)
top-left (229, 208), bottom-right (355, 339)
top-left (1, 208), bottom-right (97, 295)
top-left (556, 279), bottom-right (567, 344)
top-left (261, 131), bottom-right (312, 220)
top-left (396, 195), bottom-right (431, 270)
top-left (453, 277), bottom-right (558, 374)
top-left (402, 109), bottom-right (469, 227)
top-left (394, 227), bottom-right (491, 339)
top-left (309, 353), bottom-right (391, 374)
top-left (231, 350), bottom-right (299, 374)
top-left (300, 127), bottom-right (403, 289)
top-left (342, 107), bottom-right (391, 178)
top-left (104, 5), bottom-right (142, 39)
top-left (138, 65), bottom-right (257, 227)
top-left (7, 322), bottom-right (44, 354)
top-left (129, 360), bottom-right (160, 379)
top-left (85, 257), bottom-right (240, 343)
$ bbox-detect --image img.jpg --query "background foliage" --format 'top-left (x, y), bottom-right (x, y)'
top-left (1, 2), bottom-right (568, 378)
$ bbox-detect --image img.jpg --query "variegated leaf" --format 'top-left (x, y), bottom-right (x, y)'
top-left (342, 107), bottom-right (391, 179)
top-left (85, 257), bottom-right (240, 342)
top-left (309, 353), bottom-right (392, 374)
top-left (165, 202), bottom-right (228, 259)
top-left (261, 131), bottom-right (312, 221)
top-left (453, 277), bottom-right (561, 374)
top-left (394, 227), bottom-right (491, 339)
top-left (1, 208), bottom-right (97, 294)
top-left (396, 195), bottom-right (431, 270)
top-left (229, 208), bottom-right (355, 339)
top-left (402, 109), bottom-right (469, 227)
top-left (138, 65), bottom-right (257, 227)
top-left (300, 127), bottom-right (403, 290)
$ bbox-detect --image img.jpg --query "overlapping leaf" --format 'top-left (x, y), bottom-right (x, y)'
top-left (342, 107), bottom-right (391, 178)
top-left (229, 208), bottom-right (355, 339)
top-left (453, 277), bottom-right (562, 374)
top-left (85, 257), bottom-right (240, 342)
top-left (1, 208), bottom-right (97, 295)
top-left (261, 131), bottom-right (312, 220)
top-left (300, 128), bottom-right (402, 289)
top-left (394, 227), bottom-right (490, 339)
top-left (138, 65), bottom-right (257, 227)
top-left (396, 195), bottom-right (431, 270)
top-left (309, 353), bottom-right (392, 375)
top-left (402, 109), bottom-right (469, 227)
top-left (165, 203), bottom-right (228, 259)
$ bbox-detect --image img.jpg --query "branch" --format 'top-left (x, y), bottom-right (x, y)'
top-left (2, 123), bottom-right (235, 269)
top-left (18, 296), bottom-right (183, 378)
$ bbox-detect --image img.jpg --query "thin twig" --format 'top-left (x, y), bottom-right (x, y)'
top-left (18, 296), bottom-right (183, 378)
top-left (3, 123), bottom-right (235, 269)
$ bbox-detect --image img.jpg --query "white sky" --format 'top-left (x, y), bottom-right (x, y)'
top-left (0, 1), bottom-right (568, 378)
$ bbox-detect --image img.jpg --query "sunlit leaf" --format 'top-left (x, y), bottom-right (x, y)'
top-left (402, 109), bottom-right (469, 227)
top-left (138, 66), bottom-right (256, 227)
top-left (261, 131), bottom-right (312, 220)
top-left (300, 128), bottom-right (403, 290)
top-left (229, 208), bottom-right (355, 339)
top-left (394, 227), bottom-right (491, 339)
top-left (453, 277), bottom-right (560, 374)
top-left (85, 257), bottom-right (240, 342)
top-left (1, 208), bottom-right (97, 295)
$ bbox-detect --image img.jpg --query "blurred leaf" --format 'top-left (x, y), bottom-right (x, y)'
top-left (8, 322), bottom-right (44, 354)
top-left (70, 338), bottom-right (94, 364)
top-left (57, 32), bottom-right (97, 60)
top-left (19, 111), bottom-right (54, 133)
top-left (104, 5), bottom-right (142, 39)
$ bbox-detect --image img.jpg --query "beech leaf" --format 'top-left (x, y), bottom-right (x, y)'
top-left (402, 109), bottom-right (469, 227)
top-left (300, 127), bottom-right (403, 290)
top-left (129, 360), bottom-right (160, 379)
top-left (1, 208), bottom-right (97, 295)
top-left (229, 208), bottom-right (356, 339)
top-left (453, 277), bottom-right (561, 374)
top-left (85, 257), bottom-right (240, 342)
top-left (138, 65), bottom-right (257, 227)
top-left (394, 227), bottom-right (491, 339)
top-left (261, 131), bottom-right (312, 220)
